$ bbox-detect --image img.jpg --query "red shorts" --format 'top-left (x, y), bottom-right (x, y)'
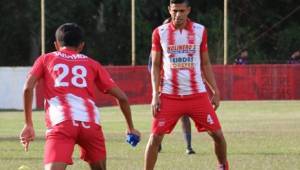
top-left (44, 120), bottom-right (106, 165)
top-left (152, 93), bottom-right (221, 134)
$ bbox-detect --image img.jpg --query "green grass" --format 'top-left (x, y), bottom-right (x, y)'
top-left (0, 101), bottom-right (300, 170)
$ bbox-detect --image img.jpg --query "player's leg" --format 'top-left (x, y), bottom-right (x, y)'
top-left (188, 93), bottom-right (228, 169)
top-left (144, 134), bottom-right (164, 170)
top-left (180, 115), bottom-right (195, 154)
top-left (44, 163), bottom-right (67, 170)
top-left (145, 94), bottom-right (183, 170)
top-left (44, 121), bottom-right (77, 170)
top-left (208, 130), bottom-right (228, 169)
top-left (192, 115), bottom-right (228, 169)
top-left (89, 159), bottom-right (106, 170)
top-left (77, 122), bottom-right (107, 170)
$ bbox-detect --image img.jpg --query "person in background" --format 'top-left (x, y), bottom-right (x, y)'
top-left (235, 49), bottom-right (249, 65)
top-left (288, 49), bottom-right (300, 64)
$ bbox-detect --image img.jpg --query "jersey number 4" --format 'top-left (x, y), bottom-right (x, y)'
top-left (54, 63), bottom-right (87, 88)
top-left (207, 114), bottom-right (214, 125)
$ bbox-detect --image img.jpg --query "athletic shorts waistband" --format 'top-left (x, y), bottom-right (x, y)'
top-left (160, 92), bottom-right (207, 99)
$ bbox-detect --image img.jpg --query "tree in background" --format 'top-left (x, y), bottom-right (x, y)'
top-left (228, 0), bottom-right (300, 63)
top-left (0, 0), bottom-right (299, 66)
top-left (0, 0), bottom-right (34, 66)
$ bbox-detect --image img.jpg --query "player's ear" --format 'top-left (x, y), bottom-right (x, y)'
top-left (78, 42), bottom-right (85, 52)
top-left (54, 41), bottom-right (60, 51)
top-left (186, 6), bottom-right (191, 15)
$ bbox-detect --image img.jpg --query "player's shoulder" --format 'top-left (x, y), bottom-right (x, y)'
top-left (41, 51), bottom-right (60, 61)
top-left (88, 57), bottom-right (100, 65)
top-left (87, 56), bottom-right (106, 69)
top-left (191, 21), bottom-right (206, 31)
top-left (153, 23), bottom-right (169, 34)
top-left (33, 52), bottom-right (51, 63)
top-left (159, 23), bottom-right (169, 31)
top-left (158, 23), bottom-right (169, 30)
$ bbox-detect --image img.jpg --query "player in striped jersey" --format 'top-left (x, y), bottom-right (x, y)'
top-left (148, 17), bottom-right (196, 155)
top-left (144, 0), bottom-right (228, 170)
top-left (20, 23), bottom-right (140, 170)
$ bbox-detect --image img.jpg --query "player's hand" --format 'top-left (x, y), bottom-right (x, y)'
top-left (126, 128), bottom-right (141, 147)
top-left (19, 124), bottom-right (35, 152)
top-left (211, 91), bottom-right (220, 110)
top-left (127, 128), bottom-right (141, 137)
top-left (151, 93), bottom-right (161, 117)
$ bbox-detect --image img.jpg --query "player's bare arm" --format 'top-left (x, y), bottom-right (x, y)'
top-left (107, 87), bottom-right (141, 137)
top-left (150, 50), bottom-right (162, 117)
top-left (201, 51), bottom-right (220, 110)
top-left (20, 74), bottom-right (37, 151)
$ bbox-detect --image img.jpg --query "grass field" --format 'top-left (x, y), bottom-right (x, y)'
top-left (0, 101), bottom-right (300, 170)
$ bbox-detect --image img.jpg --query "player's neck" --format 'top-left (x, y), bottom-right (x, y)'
top-left (60, 46), bottom-right (80, 52)
top-left (173, 20), bottom-right (187, 30)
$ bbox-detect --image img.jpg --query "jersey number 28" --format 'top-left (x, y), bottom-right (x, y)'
top-left (54, 63), bottom-right (87, 88)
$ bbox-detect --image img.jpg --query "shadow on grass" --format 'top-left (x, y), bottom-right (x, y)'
top-left (0, 136), bottom-right (44, 141)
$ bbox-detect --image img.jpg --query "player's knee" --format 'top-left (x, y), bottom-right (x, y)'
top-left (149, 134), bottom-right (163, 147)
top-left (44, 163), bottom-right (67, 170)
top-left (209, 130), bottom-right (226, 143)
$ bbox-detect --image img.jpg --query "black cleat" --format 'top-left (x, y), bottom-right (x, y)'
top-left (186, 148), bottom-right (196, 155)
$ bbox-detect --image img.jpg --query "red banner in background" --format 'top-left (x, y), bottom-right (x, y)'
top-left (36, 64), bottom-right (300, 109)
top-left (94, 66), bottom-right (152, 106)
top-left (214, 64), bottom-right (300, 100)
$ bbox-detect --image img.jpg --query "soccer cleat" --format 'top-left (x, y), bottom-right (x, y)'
top-left (186, 147), bottom-right (196, 155)
top-left (217, 161), bottom-right (229, 170)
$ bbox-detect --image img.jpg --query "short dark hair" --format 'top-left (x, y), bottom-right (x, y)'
top-left (55, 23), bottom-right (84, 47)
top-left (170, 0), bottom-right (190, 6)
top-left (241, 48), bottom-right (248, 52)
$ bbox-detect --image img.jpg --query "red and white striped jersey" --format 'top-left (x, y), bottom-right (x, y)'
top-left (151, 19), bottom-right (208, 95)
top-left (30, 48), bottom-right (116, 128)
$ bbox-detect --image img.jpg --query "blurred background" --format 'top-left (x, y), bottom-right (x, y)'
top-left (0, 0), bottom-right (299, 66)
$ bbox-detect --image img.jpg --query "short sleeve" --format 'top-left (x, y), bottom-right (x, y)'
top-left (200, 28), bottom-right (208, 53)
top-left (29, 55), bottom-right (45, 79)
top-left (151, 28), bottom-right (162, 52)
top-left (95, 64), bottom-right (117, 93)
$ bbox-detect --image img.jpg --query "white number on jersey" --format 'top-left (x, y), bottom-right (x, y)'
top-left (207, 114), bottom-right (214, 125)
top-left (71, 65), bottom-right (87, 88)
top-left (54, 64), bottom-right (87, 88)
top-left (54, 64), bottom-right (69, 87)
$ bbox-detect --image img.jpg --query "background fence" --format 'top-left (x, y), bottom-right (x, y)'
top-left (1, 64), bottom-right (298, 109)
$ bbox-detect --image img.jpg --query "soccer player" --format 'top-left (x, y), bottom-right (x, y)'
top-left (148, 18), bottom-right (196, 154)
top-left (144, 0), bottom-right (229, 170)
top-left (19, 23), bottom-right (141, 170)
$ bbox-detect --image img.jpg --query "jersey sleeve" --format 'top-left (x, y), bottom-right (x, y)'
top-left (95, 63), bottom-right (117, 93)
top-left (151, 28), bottom-right (162, 52)
top-left (29, 55), bottom-right (45, 79)
top-left (200, 28), bottom-right (208, 53)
